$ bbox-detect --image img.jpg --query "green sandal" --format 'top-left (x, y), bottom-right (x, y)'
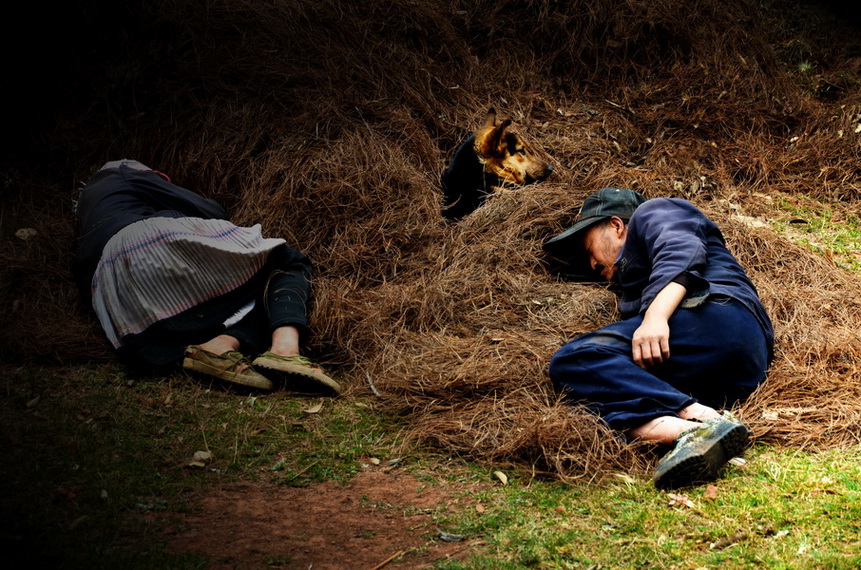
top-left (183, 345), bottom-right (273, 390)
top-left (251, 353), bottom-right (341, 395)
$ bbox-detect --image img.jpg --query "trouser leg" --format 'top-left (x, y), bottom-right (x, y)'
top-left (549, 298), bottom-right (770, 431)
top-left (225, 245), bottom-right (313, 354)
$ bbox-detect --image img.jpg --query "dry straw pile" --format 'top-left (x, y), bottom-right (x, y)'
top-left (2, 0), bottom-right (860, 480)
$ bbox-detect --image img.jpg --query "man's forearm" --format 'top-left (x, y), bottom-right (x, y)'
top-left (643, 281), bottom-right (687, 323)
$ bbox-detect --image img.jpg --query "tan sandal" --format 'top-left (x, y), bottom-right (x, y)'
top-left (251, 352), bottom-right (341, 395)
top-left (183, 345), bottom-right (273, 390)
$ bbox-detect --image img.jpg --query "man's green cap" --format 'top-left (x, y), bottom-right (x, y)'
top-left (543, 187), bottom-right (646, 256)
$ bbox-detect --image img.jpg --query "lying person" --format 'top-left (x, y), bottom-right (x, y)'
top-left (543, 187), bottom-right (773, 489)
top-left (73, 159), bottom-right (340, 395)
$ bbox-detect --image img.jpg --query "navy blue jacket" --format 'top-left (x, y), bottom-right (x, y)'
top-left (615, 198), bottom-right (774, 352)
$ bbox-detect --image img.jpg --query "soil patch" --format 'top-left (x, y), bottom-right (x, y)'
top-left (155, 470), bottom-right (479, 569)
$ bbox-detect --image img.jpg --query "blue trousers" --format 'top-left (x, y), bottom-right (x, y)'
top-left (549, 297), bottom-right (771, 430)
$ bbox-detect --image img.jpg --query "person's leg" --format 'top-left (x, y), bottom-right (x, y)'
top-left (229, 245), bottom-right (341, 395)
top-left (119, 283), bottom-right (256, 369)
top-left (549, 298), bottom-right (769, 434)
top-left (549, 316), bottom-right (698, 432)
top-left (627, 416), bottom-right (704, 445)
top-left (262, 245), bottom-right (313, 338)
top-left (626, 402), bottom-right (722, 444)
top-left (648, 300), bottom-right (770, 487)
top-left (224, 245), bottom-right (312, 355)
top-left (147, 282), bottom-right (271, 391)
top-left (550, 298), bottom-right (769, 488)
top-left (678, 402), bottom-right (721, 422)
top-left (269, 325), bottom-right (301, 356)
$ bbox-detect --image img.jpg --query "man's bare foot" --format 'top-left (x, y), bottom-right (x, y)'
top-left (678, 402), bottom-right (721, 422)
top-left (627, 416), bottom-right (702, 445)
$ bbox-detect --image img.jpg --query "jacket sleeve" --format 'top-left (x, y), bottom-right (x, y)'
top-left (119, 167), bottom-right (228, 219)
top-left (629, 198), bottom-right (711, 313)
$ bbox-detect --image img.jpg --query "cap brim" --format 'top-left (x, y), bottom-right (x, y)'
top-left (542, 216), bottom-right (609, 282)
top-left (542, 215), bottom-right (607, 253)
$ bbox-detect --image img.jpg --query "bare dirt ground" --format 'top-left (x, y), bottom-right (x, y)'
top-left (154, 470), bottom-right (482, 569)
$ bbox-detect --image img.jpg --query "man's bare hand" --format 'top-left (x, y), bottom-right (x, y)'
top-left (633, 281), bottom-right (687, 368)
top-left (632, 317), bottom-right (670, 368)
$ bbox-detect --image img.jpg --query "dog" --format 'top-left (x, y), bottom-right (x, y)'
top-left (441, 108), bottom-right (553, 221)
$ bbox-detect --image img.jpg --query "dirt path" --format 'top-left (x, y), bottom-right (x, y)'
top-left (154, 470), bottom-right (480, 569)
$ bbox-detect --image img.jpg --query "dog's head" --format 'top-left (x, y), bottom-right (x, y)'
top-left (473, 108), bottom-right (554, 187)
top-left (441, 108), bottom-right (554, 221)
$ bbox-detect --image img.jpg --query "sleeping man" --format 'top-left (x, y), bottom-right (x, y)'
top-left (543, 187), bottom-right (773, 489)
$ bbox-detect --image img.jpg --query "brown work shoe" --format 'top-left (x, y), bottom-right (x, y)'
top-left (251, 352), bottom-right (341, 395)
top-left (183, 345), bottom-right (273, 390)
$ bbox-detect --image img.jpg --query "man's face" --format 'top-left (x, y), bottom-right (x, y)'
top-left (580, 218), bottom-right (627, 281)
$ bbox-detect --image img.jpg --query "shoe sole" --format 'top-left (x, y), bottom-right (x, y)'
top-left (183, 357), bottom-right (274, 390)
top-left (654, 422), bottom-right (749, 490)
top-left (252, 359), bottom-right (342, 395)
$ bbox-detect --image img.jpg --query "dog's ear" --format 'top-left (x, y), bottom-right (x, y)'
top-left (479, 117), bottom-right (512, 158)
top-left (484, 108), bottom-right (498, 127)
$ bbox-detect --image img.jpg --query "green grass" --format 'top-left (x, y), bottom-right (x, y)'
top-left (435, 448), bottom-right (861, 568)
top-left (3, 361), bottom-right (861, 568)
top-left (772, 195), bottom-right (861, 271)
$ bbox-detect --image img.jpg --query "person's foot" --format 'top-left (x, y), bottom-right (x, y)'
top-left (653, 412), bottom-right (749, 490)
top-left (183, 345), bottom-right (273, 390)
top-left (251, 353), bottom-right (341, 395)
top-left (678, 402), bottom-right (721, 422)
